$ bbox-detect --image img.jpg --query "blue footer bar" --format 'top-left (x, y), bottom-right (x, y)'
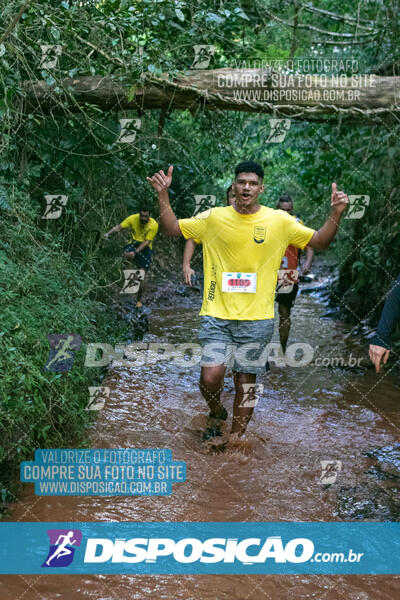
top-left (0, 522), bottom-right (399, 574)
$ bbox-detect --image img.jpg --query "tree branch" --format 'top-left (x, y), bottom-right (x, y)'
top-left (263, 9), bottom-right (377, 38)
top-left (0, 0), bottom-right (31, 44)
top-left (301, 3), bottom-right (375, 29)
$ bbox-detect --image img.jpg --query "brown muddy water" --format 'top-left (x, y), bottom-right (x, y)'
top-left (1, 273), bottom-right (400, 599)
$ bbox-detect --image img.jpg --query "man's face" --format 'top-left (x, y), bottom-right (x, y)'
top-left (139, 211), bottom-right (150, 224)
top-left (278, 201), bottom-right (294, 215)
top-left (233, 172), bottom-right (264, 211)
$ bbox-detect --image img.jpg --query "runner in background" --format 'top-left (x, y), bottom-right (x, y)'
top-left (183, 185), bottom-right (236, 286)
top-left (369, 274), bottom-right (400, 372)
top-left (104, 208), bottom-right (158, 307)
top-left (276, 194), bottom-right (314, 352)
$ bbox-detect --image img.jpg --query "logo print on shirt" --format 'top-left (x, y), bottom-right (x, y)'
top-left (254, 226), bottom-right (266, 244)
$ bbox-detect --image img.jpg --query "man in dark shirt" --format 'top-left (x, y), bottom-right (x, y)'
top-left (369, 274), bottom-right (400, 372)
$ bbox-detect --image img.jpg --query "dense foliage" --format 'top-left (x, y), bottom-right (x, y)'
top-left (1, 0), bottom-right (399, 509)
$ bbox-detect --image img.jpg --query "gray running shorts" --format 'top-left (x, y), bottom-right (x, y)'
top-left (198, 316), bottom-right (274, 375)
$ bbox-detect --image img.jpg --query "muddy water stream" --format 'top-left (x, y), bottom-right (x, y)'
top-left (2, 275), bottom-right (400, 599)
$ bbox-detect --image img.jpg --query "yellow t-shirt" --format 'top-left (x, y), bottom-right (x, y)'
top-left (179, 206), bottom-right (315, 320)
top-left (120, 214), bottom-right (159, 249)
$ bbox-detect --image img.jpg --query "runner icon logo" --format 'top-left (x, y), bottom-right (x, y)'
top-left (345, 195), bottom-right (370, 219)
top-left (39, 44), bottom-right (62, 69)
top-left (320, 460), bottom-right (342, 485)
top-left (42, 529), bottom-right (82, 568)
top-left (240, 383), bottom-right (264, 408)
top-left (191, 45), bottom-right (215, 69)
top-left (120, 269), bottom-right (145, 294)
top-left (267, 119), bottom-right (291, 143)
top-left (86, 386), bottom-right (111, 411)
top-left (43, 334), bottom-right (82, 372)
top-left (42, 194), bottom-right (68, 220)
top-left (117, 118), bottom-right (142, 143)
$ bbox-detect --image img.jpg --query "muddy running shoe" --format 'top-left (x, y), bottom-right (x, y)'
top-left (202, 406), bottom-right (228, 441)
top-left (202, 421), bottom-right (223, 441)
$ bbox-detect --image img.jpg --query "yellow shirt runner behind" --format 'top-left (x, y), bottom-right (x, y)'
top-left (179, 205), bottom-right (314, 320)
top-left (120, 214), bottom-right (159, 248)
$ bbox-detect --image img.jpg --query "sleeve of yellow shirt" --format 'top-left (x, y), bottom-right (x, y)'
top-left (145, 219), bottom-right (159, 241)
top-left (178, 209), bottom-right (212, 241)
top-left (120, 214), bottom-right (136, 229)
top-left (285, 212), bottom-right (315, 249)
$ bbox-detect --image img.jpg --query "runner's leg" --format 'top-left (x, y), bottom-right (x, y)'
top-left (200, 365), bottom-right (227, 418)
top-left (231, 371), bottom-right (257, 436)
top-left (278, 303), bottom-right (291, 352)
top-left (136, 272), bottom-right (146, 304)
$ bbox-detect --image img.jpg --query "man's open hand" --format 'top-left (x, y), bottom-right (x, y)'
top-left (331, 182), bottom-right (349, 214)
top-left (369, 344), bottom-right (390, 373)
top-left (183, 264), bottom-right (195, 286)
top-left (146, 165), bottom-right (173, 193)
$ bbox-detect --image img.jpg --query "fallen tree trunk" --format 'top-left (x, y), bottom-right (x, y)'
top-left (22, 69), bottom-right (400, 123)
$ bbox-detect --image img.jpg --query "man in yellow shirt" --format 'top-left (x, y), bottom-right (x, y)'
top-left (104, 209), bottom-right (159, 307)
top-left (147, 162), bottom-right (349, 446)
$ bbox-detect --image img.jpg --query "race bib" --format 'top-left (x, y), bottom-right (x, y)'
top-left (222, 272), bottom-right (257, 293)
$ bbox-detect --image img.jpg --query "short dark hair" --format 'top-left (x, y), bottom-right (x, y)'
top-left (234, 161), bottom-right (264, 181)
top-left (277, 194), bottom-right (293, 208)
top-left (139, 208), bottom-right (150, 214)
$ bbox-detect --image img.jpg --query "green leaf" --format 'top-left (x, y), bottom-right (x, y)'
top-left (50, 26), bottom-right (60, 41)
top-left (175, 8), bottom-right (185, 22)
top-left (206, 12), bottom-right (224, 25)
top-left (127, 85), bottom-right (136, 102)
top-left (233, 7), bottom-right (250, 20)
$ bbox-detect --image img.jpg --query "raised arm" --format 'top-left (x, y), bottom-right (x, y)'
top-left (146, 166), bottom-right (182, 237)
top-left (307, 183), bottom-right (349, 250)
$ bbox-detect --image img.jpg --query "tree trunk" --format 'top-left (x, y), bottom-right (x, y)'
top-left (22, 69), bottom-right (400, 123)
